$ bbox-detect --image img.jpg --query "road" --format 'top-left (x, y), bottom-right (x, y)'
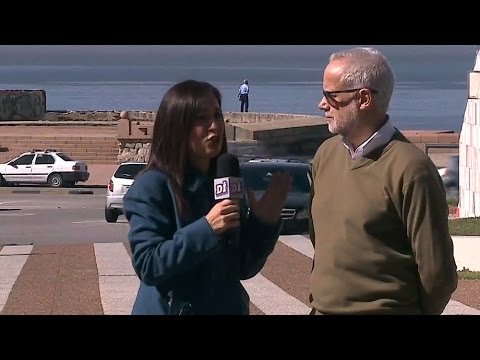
top-left (1, 191), bottom-right (479, 315)
top-left (0, 190), bottom-right (128, 245)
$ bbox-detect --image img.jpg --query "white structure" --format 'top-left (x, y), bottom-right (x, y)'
top-left (459, 49), bottom-right (480, 218)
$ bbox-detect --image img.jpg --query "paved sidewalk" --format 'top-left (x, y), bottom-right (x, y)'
top-left (1, 236), bottom-right (479, 315)
top-left (441, 300), bottom-right (480, 315)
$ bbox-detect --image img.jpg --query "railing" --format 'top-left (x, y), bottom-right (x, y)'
top-left (424, 143), bottom-right (459, 155)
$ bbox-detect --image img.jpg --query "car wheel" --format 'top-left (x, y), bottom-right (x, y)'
top-left (48, 173), bottom-right (63, 188)
top-left (0, 175), bottom-right (6, 187)
top-left (105, 208), bottom-right (119, 223)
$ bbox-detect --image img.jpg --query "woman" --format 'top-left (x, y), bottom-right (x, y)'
top-left (123, 80), bottom-right (291, 315)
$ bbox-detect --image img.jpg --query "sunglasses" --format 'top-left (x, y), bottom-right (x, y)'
top-left (323, 88), bottom-right (378, 103)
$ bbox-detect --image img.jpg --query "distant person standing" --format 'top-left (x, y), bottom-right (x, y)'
top-left (238, 79), bottom-right (249, 112)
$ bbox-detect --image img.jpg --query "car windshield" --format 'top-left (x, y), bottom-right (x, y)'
top-left (114, 163), bottom-right (146, 179)
top-left (57, 153), bottom-right (74, 161)
top-left (242, 165), bottom-right (311, 193)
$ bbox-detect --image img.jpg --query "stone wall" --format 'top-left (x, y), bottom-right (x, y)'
top-left (43, 110), bottom-right (156, 122)
top-left (115, 112), bottom-right (461, 164)
top-left (116, 112), bottom-right (153, 163)
top-left (118, 141), bottom-right (151, 163)
top-left (223, 112), bottom-right (326, 124)
top-left (105, 111), bottom-right (326, 125)
top-left (115, 112), bottom-right (332, 163)
top-left (0, 90), bottom-right (46, 121)
top-left (117, 139), bottom-right (304, 164)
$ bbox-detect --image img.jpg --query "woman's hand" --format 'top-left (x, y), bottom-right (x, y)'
top-left (247, 172), bottom-right (292, 224)
top-left (205, 199), bottom-right (241, 235)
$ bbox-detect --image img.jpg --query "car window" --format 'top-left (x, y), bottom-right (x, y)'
top-left (57, 153), bottom-right (74, 161)
top-left (35, 154), bottom-right (55, 165)
top-left (241, 165), bottom-right (311, 193)
top-left (114, 164), bottom-right (146, 179)
top-left (10, 154), bottom-right (35, 166)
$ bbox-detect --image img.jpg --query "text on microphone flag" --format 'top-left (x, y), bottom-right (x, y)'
top-left (214, 177), bottom-right (244, 200)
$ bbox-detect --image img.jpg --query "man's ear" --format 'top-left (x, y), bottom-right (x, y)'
top-left (358, 89), bottom-right (373, 110)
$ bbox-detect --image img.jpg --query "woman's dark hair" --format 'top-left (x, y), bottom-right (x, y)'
top-left (145, 80), bottom-right (228, 216)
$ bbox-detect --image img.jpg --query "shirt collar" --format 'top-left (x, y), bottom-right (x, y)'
top-left (342, 116), bottom-right (396, 159)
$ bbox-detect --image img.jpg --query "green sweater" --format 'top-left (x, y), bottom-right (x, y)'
top-left (309, 131), bottom-right (458, 315)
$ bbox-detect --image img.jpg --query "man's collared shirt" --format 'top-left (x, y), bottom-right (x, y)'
top-left (342, 118), bottom-right (396, 159)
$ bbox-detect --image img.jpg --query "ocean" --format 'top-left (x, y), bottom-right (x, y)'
top-left (0, 45), bottom-right (477, 132)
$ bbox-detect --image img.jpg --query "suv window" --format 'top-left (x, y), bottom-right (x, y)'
top-left (35, 154), bottom-right (55, 165)
top-left (10, 154), bottom-right (35, 166)
top-left (241, 164), bottom-right (311, 193)
top-left (114, 163), bottom-right (146, 179)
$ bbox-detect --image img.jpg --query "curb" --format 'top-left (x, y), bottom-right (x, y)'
top-left (67, 190), bottom-right (94, 195)
top-left (1, 188), bottom-right (96, 195)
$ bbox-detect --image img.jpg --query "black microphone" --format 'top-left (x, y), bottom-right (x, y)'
top-left (214, 153), bottom-right (243, 248)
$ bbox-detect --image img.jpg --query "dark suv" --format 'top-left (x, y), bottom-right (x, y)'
top-left (240, 159), bottom-right (312, 235)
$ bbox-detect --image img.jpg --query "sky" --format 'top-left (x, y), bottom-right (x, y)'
top-left (0, 45), bottom-right (477, 66)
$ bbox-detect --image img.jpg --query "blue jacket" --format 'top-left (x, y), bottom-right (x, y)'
top-left (123, 166), bottom-right (282, 315)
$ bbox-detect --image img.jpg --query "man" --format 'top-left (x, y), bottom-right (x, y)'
top-left (308, 47), bottom-right (458, 315)
top-left (238, 79), bottom-right (249, 112)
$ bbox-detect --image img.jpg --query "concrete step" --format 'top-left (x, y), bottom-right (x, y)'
top-left (0, 139), bottom-right (117, 144)
top-left (57, 151), bottom-right (118, 156)
top-left (0, 134), bottom-right (116, 139)
top-left (0, 148), bottom-right (117, 154)
top-left (0, 138), bottom-right (118, 152)
top-left (0, 152), bottom-right (117, 160)
top-left (3, 147), bottom-right (118, 153)
top-left (0, 125), bottom-right (120, 165)
top-left (82, 159), bottom-right (119, 164)
top-left (0, 148), bottom-right (119, 163)
top-left (2, 141), bottom-right (117, 146)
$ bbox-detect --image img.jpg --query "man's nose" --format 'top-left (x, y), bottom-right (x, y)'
top-left (318, 96), bottom-right (329, 111)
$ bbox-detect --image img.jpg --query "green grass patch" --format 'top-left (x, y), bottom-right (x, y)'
top-left (457, 268), bottom-right (480, 280)
top-left (448, 217), bottom-right (480, 236)
top-left (447, 197), bottom-right (459, 207)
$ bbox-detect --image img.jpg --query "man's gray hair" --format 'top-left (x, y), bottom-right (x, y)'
top-left (329, 47), bottom-right (395, 113)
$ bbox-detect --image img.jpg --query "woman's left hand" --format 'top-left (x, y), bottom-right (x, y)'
top-left (247, 172), bottom-right (292, 224)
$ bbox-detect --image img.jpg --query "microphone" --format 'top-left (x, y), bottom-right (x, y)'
top-left (214, 153), bottom-right (243, 248)
top-left (214, 153), bottom-right (243, 202)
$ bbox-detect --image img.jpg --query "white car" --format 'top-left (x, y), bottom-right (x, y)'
top-left (105, 162), bottom-right (146, 223)
top-left (437, 167), bottom-right (447, 177)
top-left (0, 149), bottom-right (89, 187)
